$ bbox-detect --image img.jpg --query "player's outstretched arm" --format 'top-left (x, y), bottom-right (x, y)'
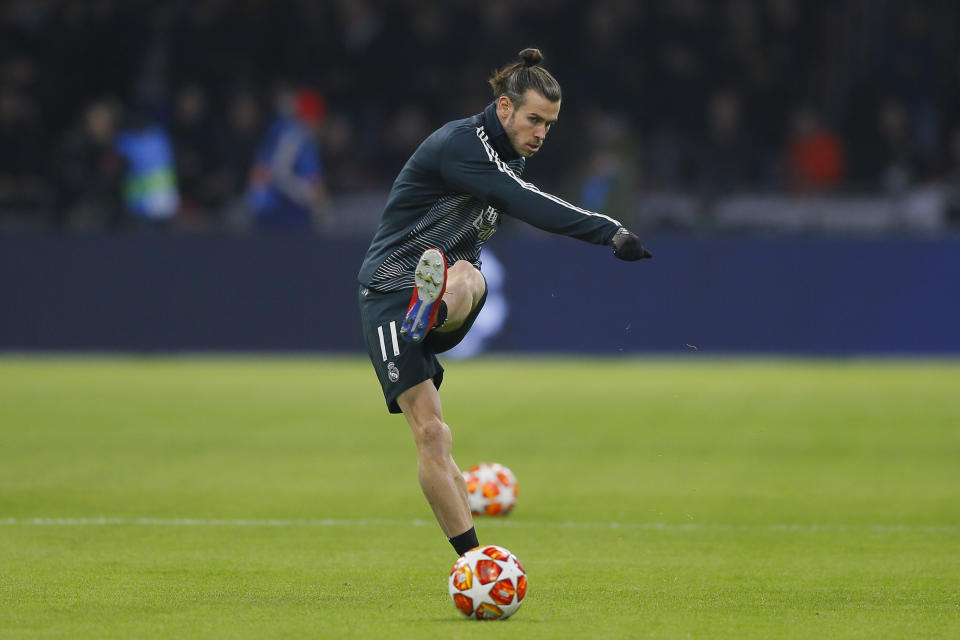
top-left (440, 127), bottom-right (653, 258)
top-left (610, 227), bottom-right (653, 261)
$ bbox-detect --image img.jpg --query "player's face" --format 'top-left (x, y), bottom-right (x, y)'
top-left (498, 90), bottom-right (560, 158)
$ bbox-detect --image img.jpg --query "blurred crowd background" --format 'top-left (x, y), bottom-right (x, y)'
top-left (1, 0), bottom-right (958, 235)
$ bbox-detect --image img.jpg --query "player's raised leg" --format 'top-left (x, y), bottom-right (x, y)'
top-left (400, 248), bottom-right (487, 343)
top-left (434, 260), bottom-right (487, 333)
top-left (400, 248), bottom-right (448, 343)
top-left (397, 379), bottom-right (478, 554)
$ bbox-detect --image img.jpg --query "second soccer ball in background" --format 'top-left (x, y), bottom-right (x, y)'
top-left (463, 462), bottom-right (517, 516)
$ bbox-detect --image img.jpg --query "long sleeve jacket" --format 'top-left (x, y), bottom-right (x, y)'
top-left (358, 102), bottom-right (622, 292)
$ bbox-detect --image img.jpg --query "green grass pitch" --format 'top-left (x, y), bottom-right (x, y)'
top-left (1, 356), bottom-right (958, 638)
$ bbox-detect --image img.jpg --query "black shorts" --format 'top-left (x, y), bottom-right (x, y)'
top-left (358, 283), bottom-right (487, 413)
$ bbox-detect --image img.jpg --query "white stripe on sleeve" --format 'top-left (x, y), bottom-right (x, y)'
top-left (474, 127), bottom-right (621, 226)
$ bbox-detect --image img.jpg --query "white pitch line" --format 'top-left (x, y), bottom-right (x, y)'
top-left (0, 517), bottom-right (957, 534)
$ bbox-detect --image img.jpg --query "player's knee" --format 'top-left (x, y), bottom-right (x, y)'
top-left (414, 417), bottom-right (451, 459)
top-left (449, 260), bottom-right (486, 302)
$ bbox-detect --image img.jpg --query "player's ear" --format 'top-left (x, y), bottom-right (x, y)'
top-left (496, 95), bottom-right (513, 120)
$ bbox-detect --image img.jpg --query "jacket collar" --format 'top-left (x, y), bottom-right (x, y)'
top-left (481, 102), bottom-right (520, 162)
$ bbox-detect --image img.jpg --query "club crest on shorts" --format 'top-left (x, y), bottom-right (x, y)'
top-left (387, 361), bottom-right (400, 382)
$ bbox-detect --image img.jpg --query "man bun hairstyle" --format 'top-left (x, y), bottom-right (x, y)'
top-left (489, 47), bottom-right (561, 107)
top-left (519, 48), bottom-right (543, 67)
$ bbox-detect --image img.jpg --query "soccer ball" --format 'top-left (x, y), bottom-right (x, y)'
top-left (448, 545), bottom-right (527, 620)
top-left (463, 462), bottom-right (517, 516)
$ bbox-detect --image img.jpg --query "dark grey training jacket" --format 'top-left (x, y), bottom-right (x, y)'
top-left (358, 102), bottom-right (622, 292)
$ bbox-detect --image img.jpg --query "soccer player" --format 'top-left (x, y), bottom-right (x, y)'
top-left (358, 48), bottom-right (651, 556)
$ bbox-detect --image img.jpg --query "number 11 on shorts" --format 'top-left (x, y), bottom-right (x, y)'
top-left (377, 321), bottom-right (400, 361)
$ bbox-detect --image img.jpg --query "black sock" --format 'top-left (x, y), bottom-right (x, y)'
top-left (433, 300), bottom-right (448, 329)
top-left (448, 526), bottom-right (478, 555)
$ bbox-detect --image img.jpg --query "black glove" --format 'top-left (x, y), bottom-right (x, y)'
top-left (610, 227), bottom-right (652, 261)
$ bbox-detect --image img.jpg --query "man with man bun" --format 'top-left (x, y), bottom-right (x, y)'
top-left (357, 48), bottom-right (652, 556)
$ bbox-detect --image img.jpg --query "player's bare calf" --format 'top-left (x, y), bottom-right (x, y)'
top-left (435, 260), bottom-right (486, 333)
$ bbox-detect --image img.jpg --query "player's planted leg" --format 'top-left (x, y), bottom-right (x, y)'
top-left (397, 379), bottom-right (478, 555)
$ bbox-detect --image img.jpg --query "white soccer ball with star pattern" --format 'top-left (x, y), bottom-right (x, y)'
top-left (462, 462), bottom-right (517, 516)
top-left (448, 545), bottom-right (527, 620)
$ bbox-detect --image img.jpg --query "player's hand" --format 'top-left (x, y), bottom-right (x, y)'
top-left (610, 227), bottom-right (652, 261)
